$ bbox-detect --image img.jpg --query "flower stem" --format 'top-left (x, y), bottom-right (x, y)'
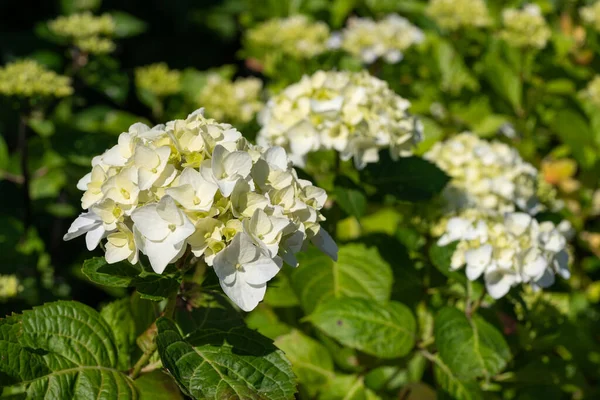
top-left (129, 290), bottom-right (178, 379)
top-left (17, 115), bottom-right (31, 230)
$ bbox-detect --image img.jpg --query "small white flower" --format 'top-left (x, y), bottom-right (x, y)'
top-left (134, 145), bottom-right (175, 190)
top-left (63, 212), bottom-right (105, 251)
top-left (485, 267), bottom-right (518, 299)
top-left (105, 224), bottom-right (140, 264)
top-left (211, 144), bottom-right (253, 196)
top-left (213, 232), bottom-right (283, 311)
top-left (243, 209), bottom-right (290, 257)
top-left (465, 244), bottom-right (493, 280)
top-left (131, 195), bottom-right (195, 273)
top-left (166, 167), bottom-right (218, 211)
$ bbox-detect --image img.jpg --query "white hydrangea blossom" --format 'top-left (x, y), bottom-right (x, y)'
top-left (426, 0), bottom-right (490, 31)
top-left (581, 1), bottom-right (600, 32)
top-left (500, 4), bottom-right (551, 49)
top-left (257, 70), bottom-right (423, 169)
top-left (424, 132), bottom-right (543, 214)
top-left (64, 109), bottom-right (337, 311)
top-left (437, 210), bottom-right (571, 299)
top-left (328, 14), bottom-right (424, 64)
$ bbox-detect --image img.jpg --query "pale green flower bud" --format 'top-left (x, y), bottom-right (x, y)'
top-left (48, 12), bottom-right (116, 54)
top-left (0, 275), bottom-right (20, 301)
top-left (0, 60), bottom-right (73, 98)
top-left (500, 4), bottom-right (551, 49)
top-left (135, 63), bottom-right (181, 97)
top-left (426, 0), bottom-right (490, 30)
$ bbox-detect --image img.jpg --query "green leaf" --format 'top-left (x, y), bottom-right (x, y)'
top-left (246, 305), bottom-right (291, 340)
top-left (134, 274), bottom-right (180, 301)
top-left (429, 242), bottom-right (467, 284)
top-left (100, 298), bottom-right (136, 370)
top-left (432, 38), bottom-right (479, 95)
top-left (1, 301), bottom-right (138, 399)
top-left (431, 355), bottom-right (483, 400)
top-left (109, 11), bottom-right (148, 38)
top-left (291, 244), bottom-right (393, 314)
top-left (0, 132), bottom-right (9, 171)
top-left (361, 154), bottom-right (450, 202)
top-left (135, 370), bottom-right (183, 400)
top-left (482, 50), bottom-right (522, 113)
top-left (0, 315), bottom-right (50, 386)
top-left (275, 330), bottom-right (334, 396)
top-left (156, 318), bottom-right (296, 399)
top-left (82, 257), bottom-right (140, 288)
top-left (334, 177), bottom-right (367, 219)
top-left (307, 298), bottom-right (416, 359)
top-left (434, 308), bottom-right (511, 380)
top-left (319, 374), bottom-right (381, 400)
top-left (551, 109), bottom-right (597, 169)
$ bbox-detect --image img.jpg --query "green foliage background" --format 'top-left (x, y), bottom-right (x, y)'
top-left (1, 0), bottom-right (600, 399)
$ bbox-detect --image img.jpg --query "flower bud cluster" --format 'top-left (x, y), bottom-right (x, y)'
top-left (64, 109), bottom-right (336, 311)
top-left (500, 4), bottom-right (551, 49)
top-left (257, 70), bottom-right (423, 169)
top-left (425, 133), bottom-right (548, 214)
top-left (581, 1), bottom-right (600, 32)
top-left (0, 275), bottom-right (20, 302)
top-left (244, 16), bottom-right (330, 71)
top-left (437, 210), bottom-right (571, 299)
top-left (135, 63), bottom-right (181, 97)
top-left (48, 12), bottom-right (116, 54)
top-left (197, 73), bottom-right (263, 125)
top-left (0, 60), bottom-right (73, 98)
top-left (328, 14), bottom-right (424, 64)
top-left (426, 0), bottom-right (490, 31)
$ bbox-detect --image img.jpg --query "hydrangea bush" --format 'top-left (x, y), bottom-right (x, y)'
top-left (2, 1), bottom-right (600, 399)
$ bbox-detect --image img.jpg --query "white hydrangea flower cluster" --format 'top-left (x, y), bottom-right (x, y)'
top-left (581, 1), bottom-right (600, 32)
top-left (328, 14), bottom-right (424, 64)
top-left (500, 4), bottom-right (552, 49)
top-left (424, 133), bottom-right (542, 214)
top-left (426, 0), bottom-right (490, 31)
top-left (437, 211), bottom-right (571, 299)
top-left (64, 109), bottom-right (337, 311)
top-left (257, 70), bottom-right (423, 169)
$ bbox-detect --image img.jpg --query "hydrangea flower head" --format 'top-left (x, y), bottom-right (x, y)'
top-left (328, 14), bottom-right (424, 64)
top-left (48, 12), bottom-right (116, 54)
top-left (257, 70), bottom-right (423, 169)
top-left (196, 73), bottom-right (263, 125)
top-left (500, 4), bottom-right (551, 49)
top-left (135, 63), bottom-right (181, 97)
top-left (64, 109), bottom-right (337, 311)
top-left (426, 0), bottom-right (490, 30)
top-left (437, 210), bottom-right (571, 299)
top-left (243, 16), bottom-right (330, 73)
top-left (424, 133), bottom-right (558, 214)
top-left (0, 60), bottom-right (73, 98)
top-left (581, 1), bottom-right (600, 32)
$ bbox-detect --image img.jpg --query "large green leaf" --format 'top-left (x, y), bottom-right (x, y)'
top-left (318, 374), bottom-right (381, 400)
top-left (434, 308), bottom-right (510, 380)
top-left (431, 355), bottom-right (483, 400)
top-left (551, 109), bottom-right (597, 170)
top-left (135, 370), bottom-right (183, 400)
top-left (83, 257), bottom-right (140, 288)
top-left (0, 301), bottom-right (138, 399)
top-left (275, 330), bottom-right (334, 396)
top-left (291, 244), bottom-right (393, 313)
top-left (156, 318), bottom-right (296, 399)
top-left (360, 154), bottom-right (450, 202)
top-left (334, 176), bottom-right (367, 219)
top-left (307, 298), bottom-right (416, 359)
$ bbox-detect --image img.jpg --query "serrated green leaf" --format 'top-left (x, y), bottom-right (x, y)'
top-left (134, 274), bottom-right (180, 301)
top-left (434, 308), bottom-right (510, 381)
top-left (308, 298), bottom-right (416, 359)
top-left (175, 291), bottom-right (243, 335)
top-left (0, 315), bottom-right (50, 387)
top-left (1, 301), bottom-right (138, 399)
top-left (156, 318), bottom-right (296, 399)
top-left (291, 244), bottom-right (393, 314)
top-left (135, 370), bottom-right (183, 400)
top-left (431, 355), bottom-right (483, 400)
top-left (361, 154), bottom-right (450, 202)
top-left (82, 257), bottom-right (140, 288)
top-left (275, 330), bottom-right (334, 396)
